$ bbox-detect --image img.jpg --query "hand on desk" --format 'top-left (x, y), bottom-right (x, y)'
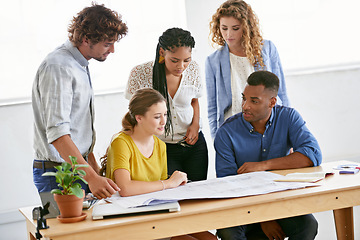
top-left (165, 171), bottom-right (188, 189)
top-left (237, 162), bottom-right (266, 174)
top-left (260, 220), bottom-right (286, 240)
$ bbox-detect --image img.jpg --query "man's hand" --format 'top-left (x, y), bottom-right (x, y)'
top-left (51, 135), bottom-right (120, 199)
top-left (260, 221), bottom-right (286, 240)
top-left (237, 161), bottom-right (267, 174)
top-left (87, 175), bottom-right (120, 199)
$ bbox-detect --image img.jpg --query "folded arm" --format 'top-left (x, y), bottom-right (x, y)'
top-left (237, 152), bottom-right (313, 174)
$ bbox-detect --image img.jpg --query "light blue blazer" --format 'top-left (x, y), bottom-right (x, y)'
top-left (205, 40), bottom-right (290, 138)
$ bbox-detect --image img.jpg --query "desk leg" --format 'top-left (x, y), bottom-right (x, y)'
top-left (333, 207), bottom-right (354, 240)
top-left (25, 219), bottom-right (36, 240)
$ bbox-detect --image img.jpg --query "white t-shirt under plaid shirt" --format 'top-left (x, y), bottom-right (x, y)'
top-left (125, 60), bottom-right (203, 143)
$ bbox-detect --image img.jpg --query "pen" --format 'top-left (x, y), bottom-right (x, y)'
top-left (88, 199), bottom-right (98, 210)
top-left (339, 169), bottom-right (359, 174)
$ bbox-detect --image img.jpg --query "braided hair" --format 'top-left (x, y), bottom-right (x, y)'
top-left (152, 28), bottom-right (195, 138)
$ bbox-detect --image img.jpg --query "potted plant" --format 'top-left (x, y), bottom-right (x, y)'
top-left (42, 156), bottom-right (88, 220)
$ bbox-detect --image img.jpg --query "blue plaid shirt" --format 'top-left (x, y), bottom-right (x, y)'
top-left (32, 40), bottom-right (95, 162)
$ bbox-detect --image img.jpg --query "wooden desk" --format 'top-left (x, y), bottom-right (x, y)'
top-left (20, 160), bottom-right (360, 240)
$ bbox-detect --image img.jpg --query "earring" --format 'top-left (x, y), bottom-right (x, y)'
top-left (159, 55), bottom-right (165, 64)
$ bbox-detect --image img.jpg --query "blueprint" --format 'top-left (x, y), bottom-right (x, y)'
top-left (102, 171), bottom-right (319, 208)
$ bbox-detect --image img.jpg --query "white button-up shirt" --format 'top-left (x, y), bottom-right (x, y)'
top-left (125, 60), bottom-right (203, 143)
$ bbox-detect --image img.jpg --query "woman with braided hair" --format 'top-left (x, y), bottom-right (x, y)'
top-left (206, 0), bottom-right (290, 139)
top-left (125, 27), bottom-right (208, 182)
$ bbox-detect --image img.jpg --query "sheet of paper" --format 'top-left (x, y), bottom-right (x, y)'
top-left (333, 163), bottom-right (360, 174)
top-left (333, 163), bottom-right (359, 170)
top-left (274, 172), bottom-right (334, 183)
top-left (109, 171), bottom-right (319, 208)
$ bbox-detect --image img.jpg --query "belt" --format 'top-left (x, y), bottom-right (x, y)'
top-left (33, 161), bottom-right (62, 169)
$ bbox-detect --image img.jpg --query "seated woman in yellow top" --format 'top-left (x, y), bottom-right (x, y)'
top-left (100, 88), bottom-right (216, 240)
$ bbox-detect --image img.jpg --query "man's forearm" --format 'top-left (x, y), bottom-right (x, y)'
top-left (51, 134), bottom-right (98, 180)
top-left (264, 152), bottom-right (314, 171)
top-left (237, 152), bottom-right (314, 174)
top-left (88, 152), bottom-right (100, 175)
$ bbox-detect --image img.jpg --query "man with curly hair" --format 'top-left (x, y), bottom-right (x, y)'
top-left (32, 3), bottom-right (128, 200)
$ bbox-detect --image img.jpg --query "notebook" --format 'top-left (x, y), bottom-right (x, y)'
top-left (274, 172), bottom-right (334, 183)
top-left (92, 201), bottom-right (180, 220)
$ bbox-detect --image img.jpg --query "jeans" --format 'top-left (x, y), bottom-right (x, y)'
top-left (166, 131), bottom-right (209, 181)
top-left (33, 160), bottom-right (90, 193)
top-left (217, 214), bottom-right (318, 240)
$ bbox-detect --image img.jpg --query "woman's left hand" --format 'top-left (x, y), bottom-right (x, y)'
top-left (185, 122), bottom-right (199, 145)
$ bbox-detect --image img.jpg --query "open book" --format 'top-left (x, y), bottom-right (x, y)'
top-left (274, 172), bottom-right (334, 183)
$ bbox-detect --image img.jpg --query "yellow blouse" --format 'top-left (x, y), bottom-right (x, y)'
top-left (105, 132), bottom-right (168, 182)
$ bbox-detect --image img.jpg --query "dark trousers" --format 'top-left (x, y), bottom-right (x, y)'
top-left (166, 131), bottom-right (208, 181)
top-left (217, 214), bottom-right (318, 240)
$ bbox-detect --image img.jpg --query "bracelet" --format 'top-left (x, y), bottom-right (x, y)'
top-left (160, 180), bottom-right (166, 190)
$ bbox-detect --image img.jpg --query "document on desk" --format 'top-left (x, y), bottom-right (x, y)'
top-left (274, 172), bottom-right (334, 183)
top-left (109, 171), bottom-right (319, 208)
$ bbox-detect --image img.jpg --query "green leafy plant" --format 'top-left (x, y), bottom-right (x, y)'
top-left (42, 156), bottom-right (88, 198)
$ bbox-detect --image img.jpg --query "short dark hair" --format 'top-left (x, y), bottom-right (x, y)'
top-left (247, 71), bottom-right (279, 94)
top-left (68, 3), bottom-right (128, 47)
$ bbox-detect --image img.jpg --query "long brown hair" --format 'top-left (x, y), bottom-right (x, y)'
top-left (209, 0), bottom-right (264, 69)
top-left (99, 88), bottom-right (166, 176)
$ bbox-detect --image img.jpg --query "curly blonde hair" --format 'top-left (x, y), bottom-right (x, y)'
top-left (209, 0), bottom-right (264, 69)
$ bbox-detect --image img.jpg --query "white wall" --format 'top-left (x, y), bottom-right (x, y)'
top-left (0, 0), bottom-right (187, 103)
top-left (184, 0), bottom-right (360, 71)
top-left (286, 67), bottom-right (360, 161)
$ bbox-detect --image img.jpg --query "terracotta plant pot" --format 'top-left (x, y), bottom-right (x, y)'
top-left (54, 190), bottom-right (85, 218)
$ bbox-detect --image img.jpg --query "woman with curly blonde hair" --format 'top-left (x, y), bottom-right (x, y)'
top-left (205, 0), bottom-right (290, 138)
